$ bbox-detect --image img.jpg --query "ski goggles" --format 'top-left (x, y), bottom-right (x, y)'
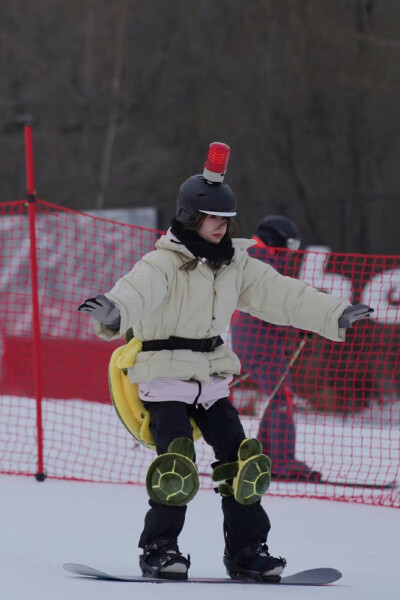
top-left (286, 237), bottom-right (301, 250)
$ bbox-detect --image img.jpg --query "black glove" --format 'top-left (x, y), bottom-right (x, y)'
top-left (338, 303), bottom-right (374, 329)
top-left (77, 294), bottom-right (121, 330)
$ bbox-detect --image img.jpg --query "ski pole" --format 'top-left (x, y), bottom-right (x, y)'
top-left (229, 372), bottom-right (250, 389)
top-left (257, 331), bottom-right (313, 420)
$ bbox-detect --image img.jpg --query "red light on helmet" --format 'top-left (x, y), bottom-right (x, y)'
top-left (203, 142), bottom-right (230, 183)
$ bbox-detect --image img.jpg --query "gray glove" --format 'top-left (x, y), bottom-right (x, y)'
top-left (338, 303), bottom-right (374, 328)
top-left (77, 294), bottom-right (121, 330)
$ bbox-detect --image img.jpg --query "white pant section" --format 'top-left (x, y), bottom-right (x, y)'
top-left (138, 375), bottom-right (233, 410)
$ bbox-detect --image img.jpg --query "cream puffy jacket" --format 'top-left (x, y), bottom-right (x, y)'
top-left (94, 234), bottom-right (351, 384)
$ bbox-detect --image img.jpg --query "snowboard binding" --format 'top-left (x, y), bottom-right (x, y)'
top-left (140, 538), bottom-right (190, 580)
top-left (223, 541), bottom-right (286, 582)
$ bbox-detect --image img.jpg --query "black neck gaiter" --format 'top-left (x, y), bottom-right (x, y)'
top-left (170, 218), bottom-right (234, 268)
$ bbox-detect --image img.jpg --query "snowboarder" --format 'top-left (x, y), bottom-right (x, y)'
top-left (78, 142), bottom-right (373, 582)
top-left (230, 215), bottom-right (322, 482)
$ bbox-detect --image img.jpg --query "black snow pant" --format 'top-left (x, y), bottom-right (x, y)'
top-left (138, 397), bottom-right (271, 556)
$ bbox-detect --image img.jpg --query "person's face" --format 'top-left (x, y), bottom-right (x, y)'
top-left (198, 215), bottom-right (228, 244)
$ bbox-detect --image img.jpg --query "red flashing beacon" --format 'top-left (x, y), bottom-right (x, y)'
top-left (203, 142), bottom-right (230, 183)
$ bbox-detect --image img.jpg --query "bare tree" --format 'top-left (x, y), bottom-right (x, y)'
top-left (95, 0), bottom-right (129, 209)
top-left (1, 0), bottom-right (400, 253)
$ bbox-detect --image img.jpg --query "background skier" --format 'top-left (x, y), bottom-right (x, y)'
top-left (230, 215), bottom-right (322, 482)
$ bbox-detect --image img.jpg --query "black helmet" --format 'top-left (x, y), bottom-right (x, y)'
top-left (257, 215), bottom-right (301, 249)
top-left (176, 175), bottom-right (236, 223)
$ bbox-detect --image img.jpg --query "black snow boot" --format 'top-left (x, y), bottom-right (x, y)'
top-left (139, 538), bottom-right (190, 580)
top-left (223, 541), bottom-right (286, 582)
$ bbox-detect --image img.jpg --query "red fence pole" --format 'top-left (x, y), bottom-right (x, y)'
top-left (25, 124), bottom-right (46, 481)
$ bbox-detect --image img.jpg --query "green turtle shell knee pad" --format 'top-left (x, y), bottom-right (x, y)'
top-left (212, 438), bottom-right (271, 505)
top-left (146, 437), bottom-right (199, 506)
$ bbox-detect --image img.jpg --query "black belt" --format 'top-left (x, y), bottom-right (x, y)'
top-left (141, 335), bottom-right (223, 353)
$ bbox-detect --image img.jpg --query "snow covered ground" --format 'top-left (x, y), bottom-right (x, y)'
top-left (1, 474), bottom-right (399, 600)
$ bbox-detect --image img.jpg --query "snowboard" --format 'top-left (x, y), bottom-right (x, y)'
top-left (63, 563), bottom-right (342, 586)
